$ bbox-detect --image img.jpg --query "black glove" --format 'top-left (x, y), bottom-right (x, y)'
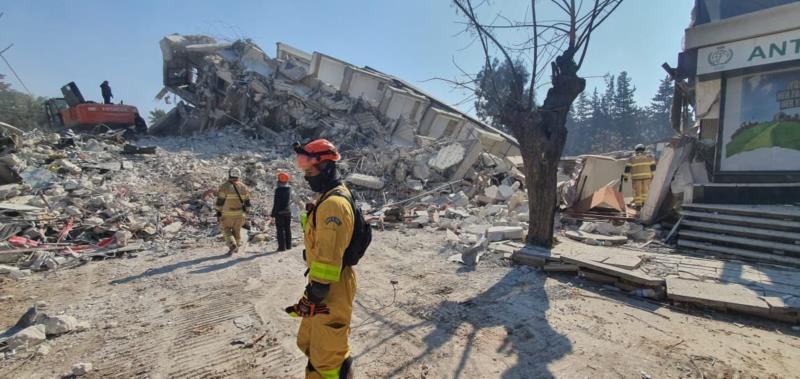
top-left (284, 296), bottom-right (330, 318)
top-left (215, 210), bottom-right (222, 218)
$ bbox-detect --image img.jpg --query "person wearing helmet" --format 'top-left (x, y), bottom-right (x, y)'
top-left (285, 139), bottom-right (356, 379)
top-left (271, 172), bottom-right (293, 252)
top-left (215, 167), bottom-right (251, 255)
top-left (624, 144), bottom-right (657, 207)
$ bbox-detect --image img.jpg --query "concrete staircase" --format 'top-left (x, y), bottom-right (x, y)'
top-left (677, 203), bottom-right (800, 266)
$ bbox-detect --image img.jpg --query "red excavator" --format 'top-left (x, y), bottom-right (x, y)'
top-left (44, 82), bottom-right (146, 133)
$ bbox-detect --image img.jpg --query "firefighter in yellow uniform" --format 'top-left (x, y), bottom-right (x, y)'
top-left (215, 168), bottom-right (251, 255)
top-left (285, 139), bottom-right (356, 379)
top-left (624, 144), bottom-right (657, 207)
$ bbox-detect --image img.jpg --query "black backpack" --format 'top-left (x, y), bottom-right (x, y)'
top-left (312, 189), bottom-right (372, 266)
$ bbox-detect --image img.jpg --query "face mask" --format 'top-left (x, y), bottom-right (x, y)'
top-left (304, 174), bottom-right (328, 193)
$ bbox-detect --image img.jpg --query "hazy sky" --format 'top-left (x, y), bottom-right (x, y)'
top-left (0, 0), bottom-right (694, 119)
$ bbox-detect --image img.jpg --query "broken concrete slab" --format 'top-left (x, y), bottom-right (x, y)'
top-left (511, 245), bottom-right (561, 267)
top-left (561, 255), bottom-right (664, 287)
top-left (666, 277), bottom-right (778, 317)
top-left (565, 230), bottom-right (627, 245)
top-left (428, 143), bottom-right (466, 171)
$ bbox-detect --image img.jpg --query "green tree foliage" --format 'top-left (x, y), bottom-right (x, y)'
top-left (562, 72), bottom-right (679, 156)
top-left (148, 108), bottom-right (167, 124)
top-left (0, 74), bottom-right (49, 131)
top-left (474, 58), bottom-right (531, 133)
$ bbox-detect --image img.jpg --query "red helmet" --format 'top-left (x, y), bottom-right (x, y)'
top-left (277, 172), bottom-right (290, 183)
top-left (293, 139), bottom-right (341, 169)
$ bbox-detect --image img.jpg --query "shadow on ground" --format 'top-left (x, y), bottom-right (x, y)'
top-left (111, 253), bottom-right (231, 285)
top-left (188, 250), bottom-right (278, 274)
top-left (358, 267), bottom-right (572, 378)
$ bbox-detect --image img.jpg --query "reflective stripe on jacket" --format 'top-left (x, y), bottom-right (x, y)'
top-left (624, 154), bottom-right (656, 180)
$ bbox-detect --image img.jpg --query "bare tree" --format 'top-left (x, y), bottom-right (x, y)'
top-left (450, 0), bottom-right (623, 248)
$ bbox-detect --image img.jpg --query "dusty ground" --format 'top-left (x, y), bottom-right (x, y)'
top-left (1, 227), bottom-right (799, 378)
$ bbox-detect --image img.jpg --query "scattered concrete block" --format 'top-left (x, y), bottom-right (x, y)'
top-left (162, 221), bottom-right (183, 235)
top-left (461, 238), bottom-right (488, 266)
top-left (444, 208), bottom-right (469, 219)
top-left (72, 362), bottom-right (93, 376)
top-left (44, 315), bottom-right (79, 336)
top-left (407, 179), bottom-right (424, 191)
top-left (83, 217), bottom-right (104, 228)
top-left (449, 191), bottom-right (470, 207)
top-left (463, 223), bottom-right (490, 236)
top-left (484, 186), bottom-right (501, 200)
top-left (0, 264), bottom-right (18, 274)
top-left (115, 230), bottom-right (132, 247)
top-left (498, 184), bottom-right (515, 200)
top-left (346, 173), bottom-right (385, 190)
top-left (487, 226), bottom-right (525, 242)
top-left (6, 324), bottom-right (46, 351)
top-left (54, 159), bottom-right (82, 175)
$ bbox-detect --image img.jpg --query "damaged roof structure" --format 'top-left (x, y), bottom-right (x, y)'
top-left (151, 34), bottom-right (522, 192)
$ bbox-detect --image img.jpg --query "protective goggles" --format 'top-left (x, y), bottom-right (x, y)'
top-left (293, 142), bottom-right (338, 170)
top-left (295, 154), bottom-right (319, 170)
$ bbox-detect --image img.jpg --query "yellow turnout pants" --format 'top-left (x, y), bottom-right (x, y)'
top-left (297, 266), bottom-right (357, 379)
top-left (220, 215), bottom-right (245, 249)
top-left (632, 178), bottom-right (652, 206)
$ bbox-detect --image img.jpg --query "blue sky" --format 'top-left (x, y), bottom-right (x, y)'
top-left (0, 0), bottom-right (694, 120)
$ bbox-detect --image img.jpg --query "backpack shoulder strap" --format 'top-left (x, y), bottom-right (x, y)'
top-left (231, 182), bottom-right (245, 208)
top-left (311, 189), bottom-right (353, 226)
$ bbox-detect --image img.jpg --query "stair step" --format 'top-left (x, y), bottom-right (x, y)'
top-left (681, 220), bottom-right (800, 242)
top-left (678, 230), bottom-right (800, 255)
top-left (680, 210), bottom-right (800, 231)
top-left (683, 203), bottom-right (800, 220)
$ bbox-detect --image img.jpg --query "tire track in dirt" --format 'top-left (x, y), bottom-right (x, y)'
top-left (95, 271), bottom-right (294, 378)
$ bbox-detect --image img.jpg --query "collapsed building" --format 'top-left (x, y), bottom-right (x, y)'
top-left (150, 34), bottom-right (523, 202)
top-left (654, 0), bottom-right (800, 266)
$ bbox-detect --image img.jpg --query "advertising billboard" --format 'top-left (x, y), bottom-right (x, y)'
top-left (720, 66), bottom-right (800, 172)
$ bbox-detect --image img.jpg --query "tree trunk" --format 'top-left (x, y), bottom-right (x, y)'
top-left (508, 51), bottom-right (586, 248)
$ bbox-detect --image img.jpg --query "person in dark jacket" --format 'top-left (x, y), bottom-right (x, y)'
top-left (271, 172), bottom-right (293, 251)
top-left (100, 81), bottom-right (113, 104)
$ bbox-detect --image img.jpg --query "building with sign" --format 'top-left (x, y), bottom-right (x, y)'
top-left (678, 0), bottom-right (800, 185)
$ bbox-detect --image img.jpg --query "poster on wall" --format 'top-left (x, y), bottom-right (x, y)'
top-left (720, 66), bottom-right (800, 172)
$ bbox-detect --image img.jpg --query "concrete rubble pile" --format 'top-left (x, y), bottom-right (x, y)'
top-left (151, 34), bottom-right (523, 207)
top-left (0, 302), bottom-right (90, 360)
top-left (0, 127), bottom-right (302, 278)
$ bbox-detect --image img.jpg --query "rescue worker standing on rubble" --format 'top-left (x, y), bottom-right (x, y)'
top-left (286, 139), bottom-right (356, 379)
top-left (100, 81), bottom-right (113, 104)
top-left (271, 172), bottom-right (293, 252)
top-left (624, 144), bottom-right (657, 207)
top-left (215, 168), bottom-right (251, 255)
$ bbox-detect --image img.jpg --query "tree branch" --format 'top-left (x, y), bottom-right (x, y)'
top-left (528, 0), bottom-right (538, 109)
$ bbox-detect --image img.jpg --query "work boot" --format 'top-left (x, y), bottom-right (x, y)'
top-left (227, 245), bottom-right (237, 256)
